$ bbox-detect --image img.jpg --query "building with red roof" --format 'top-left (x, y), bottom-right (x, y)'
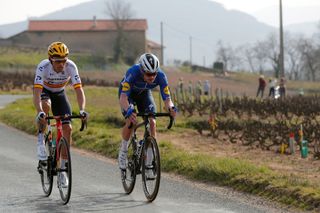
top-left (6, 18), bottom-right (162, 63)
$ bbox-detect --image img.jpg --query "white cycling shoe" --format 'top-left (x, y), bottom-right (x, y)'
top-left (118, 150), bottom-right (128, 170)
top-left (145, 166), bottom-right (156, 180)
top-left (37, 144), bottom-right (47, 161)
top-left (59, 172), bottom-right (68, 188)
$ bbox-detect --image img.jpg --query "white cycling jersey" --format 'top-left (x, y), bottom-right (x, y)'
top-left (34, 59), bottom-right (82, 93)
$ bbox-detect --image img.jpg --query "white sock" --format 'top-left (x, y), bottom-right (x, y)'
top-left (61, 159), bottom-right (66, 169)
top-left (121, 140), bottom-right (128, 152)
top-left (146, 147), bottom-right (153, 166)
top-left (37, 133), bottom-right (44, 145)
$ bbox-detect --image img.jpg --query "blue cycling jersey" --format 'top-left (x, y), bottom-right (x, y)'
top-left (120, 64), bottom-right (171, 101)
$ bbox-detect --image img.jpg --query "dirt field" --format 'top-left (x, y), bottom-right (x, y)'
top-left (158, 129), bottom-right (320, 187)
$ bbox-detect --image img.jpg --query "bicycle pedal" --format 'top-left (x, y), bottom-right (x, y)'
top-left (39, 160), bottom-right (47, 167)
top-left (37, 166), bottom-right (43, 174)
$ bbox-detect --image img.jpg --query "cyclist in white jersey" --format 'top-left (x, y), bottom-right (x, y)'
top-left (33, 42), bottom-right (88, 162)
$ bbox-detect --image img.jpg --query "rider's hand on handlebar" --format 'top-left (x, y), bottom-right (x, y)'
top-left (36, 111), bottom-right (46, 122)
top-left (125, 104), bottom-right (137, 125)
top-left (36, 111), bottom-right (46, 128)
top-left (79, 110), bottom-right (89, 120)
top-left (168, 106), bottom-right (177, 118)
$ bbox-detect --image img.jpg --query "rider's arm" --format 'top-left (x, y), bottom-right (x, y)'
top-left (68, 60), bottom-right (85, 111)
top-left (164, 97), bottom-right (174, 110)
top-left (33, 87), bottom-right (44, 113)
top-left (75, 87), bottom-right (86, 111)
top-left (164, 97), bottom-right (177, 118)
top-left (119, 93), bottom-right (130, 112)
top-left (33, 62), bottom-right (45, 113)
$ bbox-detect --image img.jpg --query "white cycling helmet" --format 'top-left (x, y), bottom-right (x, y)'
top-left (139, 53), bottom-right (160, 74)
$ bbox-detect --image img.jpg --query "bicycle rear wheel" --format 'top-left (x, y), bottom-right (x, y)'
top-left (57, 137), bottom-right (72, 205)
top-left (38, 133), bottom-right (53, 196)
top-left (141, 136), bottom-right (161, 202)
top-left (121, 138), bottom-right (137, 194)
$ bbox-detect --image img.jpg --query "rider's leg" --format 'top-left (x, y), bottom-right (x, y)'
top-left (149, 117), bottom-right (156, 138)
top-left (62, 123), bottom-right (72, 145)
top-left (118, 120), bottom-right (132, 169)
top-left (146, 117), bottom-right (156, 167)
top-left (120, 119), bottom-right (133, 151)
top-left (60, 123), bottom-right (72, 170)
top-left (38, 99), bottom-right (51, 133)
top-left (37, 99), bottom-right (51, 160)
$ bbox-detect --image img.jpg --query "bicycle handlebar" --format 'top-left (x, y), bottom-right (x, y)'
top-left (45, 115), bottom-right (87, 131)
top-left (128, 112), bottom-right (174, 130)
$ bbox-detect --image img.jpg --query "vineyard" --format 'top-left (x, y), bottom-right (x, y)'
top-left (0, 70), bottom-right (118, 91)
top-left (173, 88), bottom-right (320, 158)
top-left (2, 68), bottom-right (320, 158)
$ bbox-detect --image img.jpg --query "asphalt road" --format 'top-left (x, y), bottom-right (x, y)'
top-left (0, 95), bottom-right (295, 212)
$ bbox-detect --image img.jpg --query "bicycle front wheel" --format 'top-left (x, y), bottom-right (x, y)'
top-left (141, 136), bottom-right (161, 202)
top-left (121, 138), bottom-right (137, 194)
top-left (57, 137), bottom-right (72, 205)
top-left (39, 133), bottom-right (53, 196)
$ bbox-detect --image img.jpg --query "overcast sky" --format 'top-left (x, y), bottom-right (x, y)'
top-left (0, 0), bottom-right (320, 26)
top-left (0, 0), bottom-right (90, 25)
top-left (211, 0), bottom-right (320, 13)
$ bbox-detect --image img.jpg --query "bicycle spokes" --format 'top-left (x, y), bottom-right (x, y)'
top-left (38, 133), bottom-right (53, 197)
top-left (141, 137), bottom-right (161, 202)
top-left (121, 140), bottom-right (137, 194)
top-left (57, 137), bottom-right (72, 205)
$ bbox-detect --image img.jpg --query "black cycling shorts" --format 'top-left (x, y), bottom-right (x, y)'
top-left (118, 85), bottom-right (156, 117)
top-left (41, 88), bottom-right (72, 124)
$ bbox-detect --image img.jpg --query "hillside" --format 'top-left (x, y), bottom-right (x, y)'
top-left (0, 0), bottom-right (275, 66)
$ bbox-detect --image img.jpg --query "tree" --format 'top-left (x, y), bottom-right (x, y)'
top-left (215, 40), bottom-right (238, 72)
top-left (297, 37), bottom-right (319, 81)
top-left (105, 0), bottom-right (135, 63)
top-left (285, 33), bottom-right (304, 80)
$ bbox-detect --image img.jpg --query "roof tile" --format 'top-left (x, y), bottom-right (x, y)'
top-left (28, 19), bottom-right (147, 31)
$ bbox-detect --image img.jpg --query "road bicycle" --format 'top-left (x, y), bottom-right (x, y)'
top-left (37, 114), bottom-right (86, 204)
top-left (121, 112), bottom-right (174, 202)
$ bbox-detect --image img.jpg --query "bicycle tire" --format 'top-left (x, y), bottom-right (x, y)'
top-left (39, 133), bottom-right (53, 196)
top-left (141, 136), bottom-right (161, 202)
top-left (121, 138), bottom-right (137, 194)
top-left (57, 137), bottom-right (72, 205)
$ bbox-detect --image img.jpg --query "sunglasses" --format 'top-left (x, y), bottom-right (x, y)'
top-left (144, 72), bottom-right (157, 77)
top-left (51, 57), bottom-right (67, 63)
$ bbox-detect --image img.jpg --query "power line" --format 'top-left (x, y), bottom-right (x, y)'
top-left (163, 22), bottom-right (216, 48)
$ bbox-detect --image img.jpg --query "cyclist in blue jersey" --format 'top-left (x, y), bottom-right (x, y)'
top-left (118, 53), bottom-right (177, 171)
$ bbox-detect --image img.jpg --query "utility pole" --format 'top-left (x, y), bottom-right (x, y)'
top-left (189, 36), bottom-right (192, 68)
top-left (160, 22), bottom-right (164, 66)
top-left (279, 0), bottom-right (285, 78)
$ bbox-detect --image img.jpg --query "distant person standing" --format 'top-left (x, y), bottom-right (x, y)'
top-left (279, 77), bottom-right (286, 98)
top-left (203, 80), bottom-right (211, 96)
top-left (256, 75), bottom-right (266, 98)
top-left (178, 77), bottom-right (184, 94)
top-left (268, 78), bottom-right (277, 98)
top-left (188, 80), bottom-right (193, 96)
top-left (195, 80), bottom-right (202, 103)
